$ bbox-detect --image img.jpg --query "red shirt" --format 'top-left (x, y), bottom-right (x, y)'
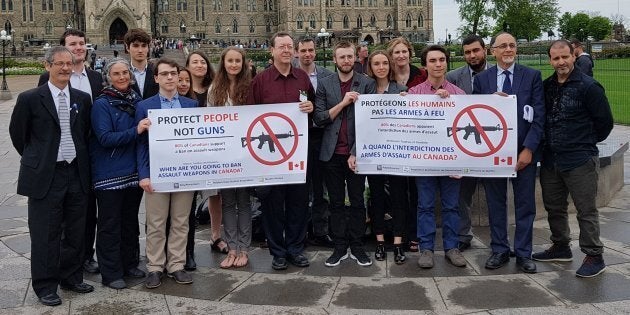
top-left (247, 65), bottom-right (314, 105)
top-left (407, 64), bottom-right (428, 89)
top-left (334, 79), bottom-right (353, 155)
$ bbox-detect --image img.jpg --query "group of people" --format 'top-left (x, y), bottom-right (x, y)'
top-left (9, 26), bottom-right (613, 308)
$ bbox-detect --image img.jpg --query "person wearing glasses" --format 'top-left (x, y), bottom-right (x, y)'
top-left (473, 32), bottom-right (545, 274)
top-left (136, 58), bottom-right (198, 288)
top-left (10, 46), bottom-right (94, 306)
top-left (247, 32), bottom-right (315, 271)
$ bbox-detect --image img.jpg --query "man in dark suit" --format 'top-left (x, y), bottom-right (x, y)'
top-left (446, 34), bottom-right (493, 252)
top-left (314, 41), bottom-right (376, 268)
top-left (37, 29), bottom-right (103, 274)
top-left (124, 28), bottom-right (159, 99)
top-left (295, 37), bottom-right (335, 248)
top-left (10, 46), bottom-right (94, 306)
top-left (473, 32), bottom-right (545, 274)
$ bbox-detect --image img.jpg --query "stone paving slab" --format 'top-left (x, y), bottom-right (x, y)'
top-left (530, 269), bottom-right (630, 304)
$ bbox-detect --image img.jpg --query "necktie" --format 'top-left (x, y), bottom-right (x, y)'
top-left (58, 91), bottom-right (76, 163)
top-left (502, 70), bottom-right (513, 94)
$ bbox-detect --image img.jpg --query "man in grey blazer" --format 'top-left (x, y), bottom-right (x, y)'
top-left (295, 38), bottom-right (335, 248)
top-left (445, 34), bottom-right (492, 252)
top-left (314, 41), bottom-right (376, 268)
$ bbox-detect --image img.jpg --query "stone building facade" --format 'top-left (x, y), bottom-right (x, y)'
top-left (1, 0), bottom-right (432, 47)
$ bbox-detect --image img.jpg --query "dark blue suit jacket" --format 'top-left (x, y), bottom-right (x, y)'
top-left (473, 64), bottom-right (545, 162)
top-left (135, 94), bottom-right (198, 180)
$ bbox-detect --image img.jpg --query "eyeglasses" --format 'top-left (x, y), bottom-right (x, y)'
top-left (50, 61), bottom-right (74, 68)
top-left (493, 43), bottom-right (517, 50)
top-left (158, 71), bottom-right (179, 77)
top-left (275, 45), bottom-right (294, 51)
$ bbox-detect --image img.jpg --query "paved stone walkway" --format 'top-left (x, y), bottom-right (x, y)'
top-left (0, 75), bottom-right (629, 314)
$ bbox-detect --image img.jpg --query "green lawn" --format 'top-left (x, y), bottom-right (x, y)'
top-left (446, 58), bottom-right (630, 125)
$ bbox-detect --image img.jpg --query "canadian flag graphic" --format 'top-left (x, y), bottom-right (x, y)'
top-left (288, 161), bottom-right (305, 170)
top-left (493, 156), bottom-right (513, 165)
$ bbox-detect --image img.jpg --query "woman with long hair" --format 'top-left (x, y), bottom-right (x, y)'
top-left (185, 51), bottom-right (228, 257)
top-left (351, 50), bottom-right (408, 264)
top-left (207, 47), bottom-right (253, 268)
top-left (90, 58), bottom-right (146, 289)
top-left (387, 37), bottom-right (428, 253)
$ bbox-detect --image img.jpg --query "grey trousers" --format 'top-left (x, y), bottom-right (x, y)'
top-left (221, 188), bottom-right (252, 251)
top-left (540, 157), bottom-right (603, 256)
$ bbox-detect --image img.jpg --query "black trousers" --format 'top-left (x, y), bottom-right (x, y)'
top-left (369, 175), bottom-right (406, 236)
top-left (324, 154), bottom-right (366, 249)
top-left (28, 162), bottom-right (87, 297)
top-left (83, 189), bottom-right (97, 261)
top-left (95, 187), bottom-right (143, 284)
top-left (307, 128), bottom-right (329, 237)
top-left (261, 183), bottom-right (309, 258)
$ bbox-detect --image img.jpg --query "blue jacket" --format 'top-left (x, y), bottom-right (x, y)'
top-left (135, 94), bottom-right (198, 180)
top-left (90, 92), bottom-right (142, 185)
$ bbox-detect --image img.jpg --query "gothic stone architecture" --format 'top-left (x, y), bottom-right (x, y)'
top-left (1, 0), bottom-right (432, 47)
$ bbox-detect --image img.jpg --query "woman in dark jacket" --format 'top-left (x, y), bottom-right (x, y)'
top-left (90, 57), bottom-right (148, 289)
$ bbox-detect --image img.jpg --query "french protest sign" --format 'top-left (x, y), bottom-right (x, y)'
top-left (354, 94), bottom-right (518, 177)
top-left (147, 103), bottom-right (308, 192)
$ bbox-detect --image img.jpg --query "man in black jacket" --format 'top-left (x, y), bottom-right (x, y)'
top-left (532, 39), bottom-right (613, 278)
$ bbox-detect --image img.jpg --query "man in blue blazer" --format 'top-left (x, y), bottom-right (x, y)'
top-left (135, 58), bottom-right (198, 289)
top-left (473, 32), bottom-right (545, 274)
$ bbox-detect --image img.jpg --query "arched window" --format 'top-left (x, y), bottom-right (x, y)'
top-left (386, 14), bottom-right (393, 28)
top-left (161, 20), bottom-right (169, 34)
top-left (249, 18), bottom-right (255, 33)
top-left (296, 14), bottom-right (304, 29)
top-left (230, 0), bottom-right (238, 11)
top-left (215, 19), bottom-right (222, 33)
top-left (4, 21), bottom-right (11, 33)
top-left (405, 13), bottom-right (412, 28)
top-left (417, 14), bottom-right (423, 27)
top-left (45, 20), bottom-right (53, 35)
top-left (308, 14), bottom-right (316, 29)
top-left (177, 0), bottom-right (187, 11)
top-left (264, 0), bottom-right (273, 11)
top-left (247, 0), bottom-right (256, 11)
top-left (343, 15), bottom-right (349, 29)
top-left (232, 18), bottom-right (238, 33)
top-left (213, 0), bottom-right (222, 10)
top-left (266, 18), bottom-right (272, 33)
top-left (356, 15), bottom-right (362, 28)
top-left (370, 14), bottom-right (376, 27)
top-left (326, 15), bottom-right (333, 29)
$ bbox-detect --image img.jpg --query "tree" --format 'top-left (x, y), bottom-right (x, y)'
top-left (558, 12), bottom-right (613, 41)
top-left (455, 0), bottom-right (494, 37)
top-left (493, 0), bottom-right (559, 41)
top-left (588, 16), bottom-right (613, 41)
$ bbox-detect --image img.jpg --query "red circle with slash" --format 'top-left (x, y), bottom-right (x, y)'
top-left (245, 112), bottom-right (299, 165)
top-left (451, 104), bottom-right (509, 157)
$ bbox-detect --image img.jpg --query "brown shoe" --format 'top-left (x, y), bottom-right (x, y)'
top-left (168, 269), bottom-right (193, 284)
top-left (445, 248), bottom-right (467, 267)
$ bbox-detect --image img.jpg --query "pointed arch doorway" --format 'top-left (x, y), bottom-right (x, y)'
top-left (109, 18), bottom-right (128, 45)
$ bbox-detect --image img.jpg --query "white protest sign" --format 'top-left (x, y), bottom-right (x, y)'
top-left (148, 103), bottom-right (308, 192)
top-left (355, 94), bottom-right (518, 177)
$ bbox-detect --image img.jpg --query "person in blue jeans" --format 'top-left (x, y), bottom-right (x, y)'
top-left (409, 45), bottom-right (467, 269)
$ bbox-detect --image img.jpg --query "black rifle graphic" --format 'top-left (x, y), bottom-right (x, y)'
top-left (241, 131), bottom-right (302, 153)
top-left (447, 123), bottom-right (513, 145)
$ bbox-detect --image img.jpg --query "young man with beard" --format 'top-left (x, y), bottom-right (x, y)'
top-left (295, 38), bottom-right (335, 248)
top-left (314, 41), bottom-right (376, 267)
top-left (532, 40), bottom-right (612, 278)
top-left (446, 34), bottom-right (493, 251)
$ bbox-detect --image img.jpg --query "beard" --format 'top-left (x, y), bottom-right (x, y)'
top-left (336, 63), bottom-right (353, 74)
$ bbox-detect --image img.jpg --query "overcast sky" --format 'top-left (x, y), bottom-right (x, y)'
top-left (433, 0), bottom-right (629, 41)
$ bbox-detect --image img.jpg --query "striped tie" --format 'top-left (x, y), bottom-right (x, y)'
top-left (58, 91), bottom-right (76, 163)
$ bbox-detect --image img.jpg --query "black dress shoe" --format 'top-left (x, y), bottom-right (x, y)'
top-left (83, 258), bottom-right (100, 273)
top-left (125, 267), bottom-right (146, 278)
top-left (287, 254), bottom-right (310, 267)
top-left (145, 271), bottom-right (163, 289)
top-left (458, 241), bottom-right (471, 251)
top-left (374, 242), bottom-right (386, 261)
top-left (184, 250), bottom-right (197, 271)
top-left (38, 293), bottom-right (62, 306)
top-left (271, 257), bottom-right (288, 270)
top-left (485, 252), bottom-right (510, 269)
top-left (60, 282), bottom-right (94, 293)
top-left (516, 257), bottom-right (537, 273)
